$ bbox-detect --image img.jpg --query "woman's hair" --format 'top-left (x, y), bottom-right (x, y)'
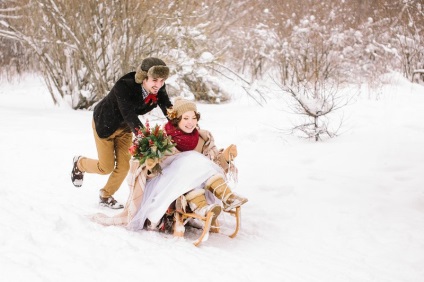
top-left (170, 112), bottom-right (201, 127)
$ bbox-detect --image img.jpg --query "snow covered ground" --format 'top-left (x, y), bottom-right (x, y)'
top-left (0, 74), bottom-right (423, 282)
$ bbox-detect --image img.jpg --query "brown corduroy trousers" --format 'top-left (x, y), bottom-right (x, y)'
top-left (78, 120), bottom-right (132, 198)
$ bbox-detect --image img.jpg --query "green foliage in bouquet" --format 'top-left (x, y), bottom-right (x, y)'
top-left (129, 120), bottom-right (175, 173)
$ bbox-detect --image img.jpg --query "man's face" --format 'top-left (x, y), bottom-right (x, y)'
top-left (142, 76), bottom-right (166, 94)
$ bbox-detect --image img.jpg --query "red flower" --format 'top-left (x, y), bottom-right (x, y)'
top-left (154, 125), bottom-right (160, 136)
top-left (136, 127), bottom-right (144, 137)
top-left (129, 144), bottom-right (138, 155)
top-left (145, 120), bottom-right (150, 131)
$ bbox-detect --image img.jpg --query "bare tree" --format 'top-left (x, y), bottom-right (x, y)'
top-left (2, 0), bottom-right (141, 107)
top-left (270, 11), bottom-right (353, 141)
top-left (1, 0), bottom-right (261, 107)
top-left (0, 1), bottom-right (33, 79)
top-left (281, 81), bottom-right (351, 141)
top-left (1, 0), bottom-right (423, 109)
top-left (389, 0), bottom-right (424, 82)
top-left (158, 0), bottom-right (257, 103)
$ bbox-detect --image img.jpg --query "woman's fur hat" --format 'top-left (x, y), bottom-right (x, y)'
top-left (167, 97), bottom-right (197, 119)
top-left (135, 57), bottom-right (170, 84)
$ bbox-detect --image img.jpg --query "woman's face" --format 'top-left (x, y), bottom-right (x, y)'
top-left (178, 111), bottom-right (198, 133)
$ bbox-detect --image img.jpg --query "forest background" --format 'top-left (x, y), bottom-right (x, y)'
top-left (0, 0), bottom-right (423, 112)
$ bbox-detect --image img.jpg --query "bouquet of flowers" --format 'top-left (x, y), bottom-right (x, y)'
top-left (129, 120), bottom-right (175, 174)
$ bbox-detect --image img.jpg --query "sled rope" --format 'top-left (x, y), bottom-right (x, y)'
top-left (226, 152), bottom-right (238, 185)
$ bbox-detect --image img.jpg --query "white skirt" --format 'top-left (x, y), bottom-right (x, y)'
top-left (127, 150), bottom-right (224, 231)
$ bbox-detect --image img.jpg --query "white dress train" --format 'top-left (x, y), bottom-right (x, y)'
top-left (127, 150), bottom-right (224, 231)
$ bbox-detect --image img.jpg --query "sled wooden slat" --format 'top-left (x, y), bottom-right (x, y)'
top-left (173, 204), bottom-right (242, 246)
top-left (192, 211), bottom-right (213, 246)
top-left (227, 206), bottom-right (241, 238)
top-left (173, 212), bottom-right (185, 238)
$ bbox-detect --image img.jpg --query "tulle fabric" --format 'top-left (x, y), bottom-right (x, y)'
top-left (127, 150), bottom-right (223, 231)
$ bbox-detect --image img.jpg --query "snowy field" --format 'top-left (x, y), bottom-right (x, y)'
top-left (0, 74), bottom-right (424, 282)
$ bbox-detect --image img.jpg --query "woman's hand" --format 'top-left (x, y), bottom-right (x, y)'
top-left (223, 144), bottom-right (237, 161)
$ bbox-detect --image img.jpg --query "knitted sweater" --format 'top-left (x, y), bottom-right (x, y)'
top-left (93, 72), bottom-right (172, 138)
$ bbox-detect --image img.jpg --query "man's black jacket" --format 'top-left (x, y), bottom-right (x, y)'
top-left (93, 72), bottom-right (172, 138)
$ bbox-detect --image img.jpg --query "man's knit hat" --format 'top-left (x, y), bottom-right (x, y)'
top-left (167, 97), bottom-right (197, 119)
top-left (135, 57), bottom-right (170, 84)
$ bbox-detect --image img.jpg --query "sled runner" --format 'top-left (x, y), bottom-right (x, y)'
top-left (170, 196), bottom-right (242, 246)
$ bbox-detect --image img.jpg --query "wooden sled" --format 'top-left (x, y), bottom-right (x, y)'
top-left (172, 196), bottom-right (242, 246)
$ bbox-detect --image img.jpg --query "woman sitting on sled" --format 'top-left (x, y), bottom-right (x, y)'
top-left (91, 97), bottom-right (248, 239)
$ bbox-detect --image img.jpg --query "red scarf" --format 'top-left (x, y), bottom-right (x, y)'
top-left (144, 93), bottom-right (158, 104)
top-left (165, 121), bottom-right (199, 152)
